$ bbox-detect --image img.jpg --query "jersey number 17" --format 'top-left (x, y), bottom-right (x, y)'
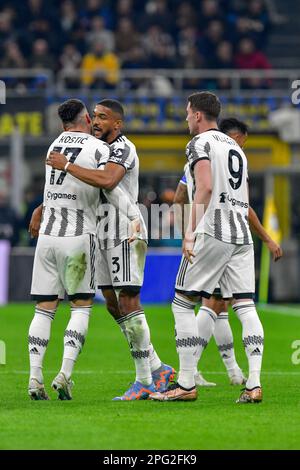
top-left (49, 147), bottom-right (82, 185)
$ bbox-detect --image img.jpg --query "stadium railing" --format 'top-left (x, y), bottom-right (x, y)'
top-left (1, 68), bottom-right (300, 95)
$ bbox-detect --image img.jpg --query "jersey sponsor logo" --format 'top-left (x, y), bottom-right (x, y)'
top-left (58, 135), bottom-right (88, 145)
top-left (46, 191), bottom-right (77, 201)
top-left (219, 192), bottom-right (249, 209)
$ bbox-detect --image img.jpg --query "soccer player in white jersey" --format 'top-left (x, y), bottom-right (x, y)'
top-left (150, 92), bottom-right (265, 403)
top-left (174, 117), bottom-right (282, 388)
top-left (46, 99), bottom-right (175, 400)
top-left (28, 99), bottom-right (138, 401)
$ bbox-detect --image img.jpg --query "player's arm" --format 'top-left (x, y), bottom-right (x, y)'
top-left (191, 160), bottom-right (212, 230)
top-left (248, 206), bottom-right (283, 261)
top-left (174, 181), bottom-right (189, 205)
top-left (46, 149), bottom-right (140, 240)
top-left (183, 160), bottom-right (212, 263)
top-left (47, 151), bottom-right (125, 190)
top-left (28, 203), bottom-right (43, 238)
top-left (173, 179), bottom-right (189, 237)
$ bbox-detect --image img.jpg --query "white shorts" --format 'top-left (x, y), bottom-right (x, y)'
top-left (31, 233), bottom-right (96, 301)
top-left (97, 239), bottom-right (147, 293)
top-left (175, 234), bottom-right (255, 299)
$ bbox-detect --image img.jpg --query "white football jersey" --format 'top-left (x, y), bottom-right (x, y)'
top-left (186, 129), bottom-right (252, 245)
top-left (97, 134), bottom-right (147, 249)
top-left (40, 131), bottom-right (110, 237)
top-left (180, 163), bottom-right (194, 203)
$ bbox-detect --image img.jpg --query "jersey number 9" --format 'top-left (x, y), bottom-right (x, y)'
top-left (228, 149), bottom-right (243, 190)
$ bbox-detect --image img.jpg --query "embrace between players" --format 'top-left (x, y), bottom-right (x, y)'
top-left (28, 92), bottom-right (282, 403)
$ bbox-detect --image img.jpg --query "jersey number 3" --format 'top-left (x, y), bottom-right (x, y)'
top-left (50, 147), bottom-right (82, 185)
top-left (228, 149), bottom-right (243, 190)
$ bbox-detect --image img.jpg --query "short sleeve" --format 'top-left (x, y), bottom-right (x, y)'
top-left (186, 136), bottom-right (211, 171)
top-left (180, 174), bottom-right (187, 185)
top-left (107, 140), bottom-right (134, 171)
top-left (95, 141), bottom-right (111, 168)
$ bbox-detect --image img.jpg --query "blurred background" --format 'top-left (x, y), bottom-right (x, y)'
top-left (0, 0), bottom-right (300, 303)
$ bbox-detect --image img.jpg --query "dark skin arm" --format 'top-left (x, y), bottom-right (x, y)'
top-left (47, 151), bottom-right (125, 190)
top-left (248, 206), bottom-right (283, 261)
top-left (28, 203), bottom-right (43, 238)
top-left (173, 181), bottom-right (189, 206)
top-left (173, 181), bottom-right (189, 237)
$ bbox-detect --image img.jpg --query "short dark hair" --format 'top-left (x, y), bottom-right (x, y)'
top-left (188, 92), bottom-right (221, 120)
top-left (97, 99), bottom-right (124, 119)
top-left (219, 117), bottom-right (248, 136)
top-left (58, 99), bottom-right (86, 124)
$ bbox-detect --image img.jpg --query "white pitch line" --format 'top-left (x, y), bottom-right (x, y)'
top-left (258, 304), bottom-right (300, 317)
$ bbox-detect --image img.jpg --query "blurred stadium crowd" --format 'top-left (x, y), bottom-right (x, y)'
top-left (1, 0), bottom-right (296, 252)
top-left (0, 0), bottom-right (273, 90)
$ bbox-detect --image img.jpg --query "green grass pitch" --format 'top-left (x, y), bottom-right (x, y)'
top-left (0, 302), bottom-right (300, 450)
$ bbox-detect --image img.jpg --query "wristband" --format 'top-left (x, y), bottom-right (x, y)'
top-left (64, 162), bottom-right (70, 172)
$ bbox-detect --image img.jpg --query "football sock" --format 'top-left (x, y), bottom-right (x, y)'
top-left (233, 301), bottom-right (264, 389)
top-left (172, 294), bottom-right (198, 389)
top-left (117, 311), bottom-right (152, 386)
top-left (214, 311), bottom-right (241, 375)
top-left (60, 306), bottom-right (92, 380)
top-left (194, 306), bottom-right (217, 374)
top-left (148, 343), bottom-right (162, 373)
top-left (29, 306), bottom-right (56, 383)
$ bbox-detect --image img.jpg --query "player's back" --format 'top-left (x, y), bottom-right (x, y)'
top-left (40, 131), bottom-right (109, 237)
top-left (186, 129), bottom-right (252, 245)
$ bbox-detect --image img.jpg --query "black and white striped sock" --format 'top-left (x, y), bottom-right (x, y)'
top-left (60, 306), bottom-right (92, 380)
top-left (172, 294), bottom-right (198, 389)
top-left (214, 312), bottom-right (240, 374)
top-left (233, 301), bottom-right (264, 389)
top-left (117, 311), bottom-right (152, 385)
top-left (194, 306), bottom-right (217, 373)
top-left (28, 306), bottom-right (56, 382)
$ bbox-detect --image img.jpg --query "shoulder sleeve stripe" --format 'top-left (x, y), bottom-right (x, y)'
top-left (190, 156), bottom-right (210, 170)
top-left (106, 160), bottom-right (127, 171)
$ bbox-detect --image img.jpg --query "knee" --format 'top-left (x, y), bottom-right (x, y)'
top-left (101, 289), bottom-right (120, 320)
top-left (106, 300), bottom-right (120, 319)
top-left (202, 297), bottom-right (225, 315)
top-left (118, 289), bottom-right (141, 315)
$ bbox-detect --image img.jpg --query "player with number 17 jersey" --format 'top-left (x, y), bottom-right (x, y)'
top-left (40, 132), bottom-right (110, 237)
top-left (31, 132), bottom-right (110, 301)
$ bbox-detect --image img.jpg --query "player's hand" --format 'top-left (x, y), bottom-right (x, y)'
top-left (183, 231), bottom-right (195, 264)
top-left (28, 207), bottom-right (42, 238)
top-left (46, 151), bottom-right (68, 170)
top-left (128, 218), bottom-right (141, 243)
top-left (266, 239), bottom-right (283, 262)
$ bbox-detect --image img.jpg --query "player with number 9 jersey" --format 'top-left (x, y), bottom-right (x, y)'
top-left (186, 130), bottom-right (252, 246)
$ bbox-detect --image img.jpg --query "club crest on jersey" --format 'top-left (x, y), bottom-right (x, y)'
top-left (112, 148), bottom-right (123, 158)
